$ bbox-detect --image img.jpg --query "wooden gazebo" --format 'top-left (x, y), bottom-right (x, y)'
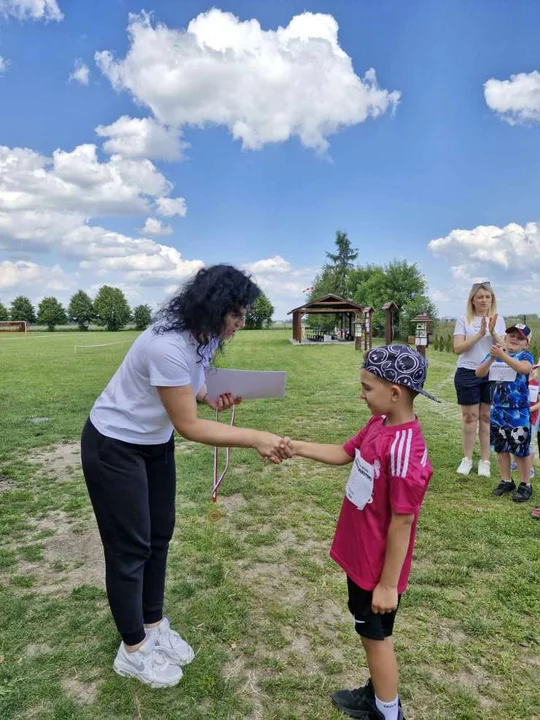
top-left (288, 294), bottom-right (364, 343)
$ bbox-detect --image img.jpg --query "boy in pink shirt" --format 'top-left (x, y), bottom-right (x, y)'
top-left (282, 345), bottom-right (437, 720)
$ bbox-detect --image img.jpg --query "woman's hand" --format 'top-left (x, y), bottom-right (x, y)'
top-left (477, 316), bottom-right (487, 339)
top-left (488, 313), bottom-right (499, 336)
top-left (205, 393), bottom-right (242, 412)
top-left (253, 432), bottom-right (292, 463)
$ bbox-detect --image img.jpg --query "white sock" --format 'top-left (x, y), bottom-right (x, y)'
top-left (375, 694), bottom-right (399, 720)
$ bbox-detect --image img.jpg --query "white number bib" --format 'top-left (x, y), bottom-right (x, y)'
top-left (489, 363), bottom-right (517, 383)
top-left (345, 449), bottom-right (374, 510)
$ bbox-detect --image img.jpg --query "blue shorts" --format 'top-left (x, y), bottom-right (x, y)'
top-left (454, 368), bottom-right (491, 406)
top-left (490, 406), bottom-right (531, 457)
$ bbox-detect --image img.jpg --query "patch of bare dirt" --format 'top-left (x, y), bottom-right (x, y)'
top-left (218, 493), bottom-right (247, 512)
top-left (28, 443), bottom-right (81, 483)
top-left (19, 524), bottom-right (104, 595)
top-left (0, 472), bottom-right (16, 492)
top-left (23, 643), bottom-right (52, 659)
top-left (61, 677), bottom-right (100, 706)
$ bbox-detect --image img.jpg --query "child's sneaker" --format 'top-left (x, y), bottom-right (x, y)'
top-left (492, 480), bottom-right (516, 496)
top-left (456, 457), bottom-right (472, 476)
top-left (510, 461), bottom-right (518, 472)
top-left (530, 467), bottom-right (535, 479)
top-left (145, 617), bottom-right (195, 666)
top-left (532, 506), bottom-right (540, 519)
top-left (477, 460), bottom-right (491, 477)
top-left (331, 679), bottom-right (374, 717)
top-left (113, 637), bottom-right (183, 688)
top-left (370, 706), bottom-right (406, 720)
top-left (512, 482), bottom-right (533, 503)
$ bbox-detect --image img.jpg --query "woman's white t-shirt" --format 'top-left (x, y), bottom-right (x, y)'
top-left (453, 315), bottom-right (506, 371)
top-left (90, 324), bottom-right (217, 444)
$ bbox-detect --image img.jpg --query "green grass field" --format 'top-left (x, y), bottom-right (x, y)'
top-left (0, 330), bottom-right (539, 719)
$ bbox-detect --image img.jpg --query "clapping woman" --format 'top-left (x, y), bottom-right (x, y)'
top-left (453, 282), bottom-right (505, 477)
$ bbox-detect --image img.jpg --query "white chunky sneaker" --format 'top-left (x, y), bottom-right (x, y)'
top-left (113, 636), bottom-right (183, 688)
top-left (456, 457), bottom-right (473, 476)
top-left (477, 460), bottom-right (491, 478)
top-left (146, 617), bottom-right (195, 667)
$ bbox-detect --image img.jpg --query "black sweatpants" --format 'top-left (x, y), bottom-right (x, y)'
top-left (81, 418), bottom-right (176, 646)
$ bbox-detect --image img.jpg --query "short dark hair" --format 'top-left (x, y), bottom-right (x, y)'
top-left (155, 264), bottom-right (260, 359)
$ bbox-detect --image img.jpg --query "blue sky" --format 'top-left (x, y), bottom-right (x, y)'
top-left (1, 0), bottom-right (540, 320)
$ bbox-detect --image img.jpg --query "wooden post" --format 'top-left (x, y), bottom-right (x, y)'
top-left (292, 311), bottom-right (302, 342)
top-left (382, 302), bottom-right (398, 345)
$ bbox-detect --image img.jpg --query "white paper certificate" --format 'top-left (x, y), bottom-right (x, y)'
top-left (345, 449), bottom-right (374, 510)
top-left (205, 368), bottom-right (286, 400)
top-left (489, 363), bottom-right (517, 383)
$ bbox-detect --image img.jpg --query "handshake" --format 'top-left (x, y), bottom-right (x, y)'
top-left (255, 433), bottom-right (296, 464)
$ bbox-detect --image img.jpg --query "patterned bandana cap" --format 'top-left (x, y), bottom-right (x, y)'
top-left (363, 344), bottom-right (440, 403)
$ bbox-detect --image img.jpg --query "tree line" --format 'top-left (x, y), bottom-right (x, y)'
top-left (308, 230), bottom-right (438, 338)
top-left (0, 287), bottom-right (153, 332)
top-left (0, 287), bottom-right (275, 332)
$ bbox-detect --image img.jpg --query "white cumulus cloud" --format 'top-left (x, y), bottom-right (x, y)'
top-left (140, 217), bottom-right (173, 236)
top-left (428, 222), bottom-right (540, 272)
top-left (0, 56), bottom-right (7, 74)
top-left (0, 260), bottom-right (71, 293)
top-left (96, 9), bottom-right (400, 152)
top-left (96, 116), bottom-right (186, 160)
top-left (69, 59), bottom-right (90, 86)
top-left (155, 196), bottom-right (187, 218)
top-left (484, 70), bottom-right (540, 124)
top-left (0, 0), bottom-right (63, 21)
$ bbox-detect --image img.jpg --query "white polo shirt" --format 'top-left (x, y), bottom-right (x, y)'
top-left (90, 324), bottom-right (217, 444)
top-left (453, 315), bottom-right (506, 370)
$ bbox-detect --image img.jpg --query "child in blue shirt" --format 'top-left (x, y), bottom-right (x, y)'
top-left (476, 324), bottom-right (534, 502)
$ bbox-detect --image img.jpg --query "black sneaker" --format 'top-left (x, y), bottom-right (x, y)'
top-left (492, 480), bottom-right (516, 496)
top-left (512, 482), bottom-right (533, 503)
top-left (370, 706), bottom-right (406, 720)
top-left (331, 679), bottom-right (374, 718)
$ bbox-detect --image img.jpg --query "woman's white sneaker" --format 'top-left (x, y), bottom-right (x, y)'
top-left (113, 636), bottom-right (183, 688)
top-left (456, 457), bottom-right (473, 475)
top-left (477, 460), bottom-right (491, 478)
top-left (146, 617), bottom-right (195, 666)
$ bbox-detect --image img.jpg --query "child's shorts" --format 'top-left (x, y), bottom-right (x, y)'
top-left (490, 406), bottom-right (531, 458)
top-left (347, 576), bottom-right (401, 641)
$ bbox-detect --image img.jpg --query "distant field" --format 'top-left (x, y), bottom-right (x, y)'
top-left (0, 330), bottom-right (539, 719)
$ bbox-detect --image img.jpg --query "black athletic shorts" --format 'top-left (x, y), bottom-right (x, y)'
top-left (347, 576), bottom-right (401, 641)
top-left (454, 368), bottom-right (491, 406)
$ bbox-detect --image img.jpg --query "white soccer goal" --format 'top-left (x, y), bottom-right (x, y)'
top-left (0, 320), bottom-right (28, 334)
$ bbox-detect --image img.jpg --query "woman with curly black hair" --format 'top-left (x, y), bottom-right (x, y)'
top-left (80, 265), bottom-right (287, 688)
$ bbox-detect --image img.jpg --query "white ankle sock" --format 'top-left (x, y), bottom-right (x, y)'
top-left (375, 694), bottom-right (399, 720)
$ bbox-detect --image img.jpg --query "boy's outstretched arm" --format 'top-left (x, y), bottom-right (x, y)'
top-left (476, 355), bottom-right (494, 378)
top-left (372, 512), bottom-right (415, 614)
top-left (281, 438), bottom-right (352, 466)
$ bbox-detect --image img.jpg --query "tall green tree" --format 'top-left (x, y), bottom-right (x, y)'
top-left (10, 295), bottom-right (36, 324)
top-left (324, 230), bottom-right (359, 297)
top-left (93, 286), bottom-right (132, 331)
top-left (245, 293), bottom-right (274, 329)
top-left (0, 301), bottom-right (8, 321)
top-left (68, 290), bottom-right (94, 331)
top-left (133, 304), bottom-right (153, 331)
top-left (347, 260), bottom-right (437, 338)
top-left (37, 297), bottom-right (67, 331)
